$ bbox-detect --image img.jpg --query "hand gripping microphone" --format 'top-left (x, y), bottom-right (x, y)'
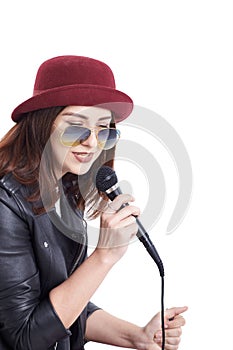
top-left (96, 166), bottom-right (164, 277)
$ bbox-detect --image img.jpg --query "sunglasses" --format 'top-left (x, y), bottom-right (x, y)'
top-left (59, 125), bottom-right (121, 150)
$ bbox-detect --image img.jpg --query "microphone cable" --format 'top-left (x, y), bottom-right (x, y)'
top-left (161, 275), bottom-right (165, 350)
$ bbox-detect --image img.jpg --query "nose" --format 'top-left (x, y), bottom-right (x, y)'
top-left (81, 129), bottom-right (98, 148)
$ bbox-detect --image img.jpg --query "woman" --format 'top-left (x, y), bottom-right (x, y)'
top-left (0, 55), bottom-right (187, 349)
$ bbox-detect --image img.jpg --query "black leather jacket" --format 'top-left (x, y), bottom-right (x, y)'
top-left (0, 173), bottom-right (99, 350)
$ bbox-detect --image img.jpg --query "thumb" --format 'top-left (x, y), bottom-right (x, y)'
top-left (144, 311), bottom-right (161, 336)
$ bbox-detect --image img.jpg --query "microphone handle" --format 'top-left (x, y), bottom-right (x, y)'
top-left (107, 187), bottom-right (164, 277)
top-left (136, 218), bottom-right (164, 277)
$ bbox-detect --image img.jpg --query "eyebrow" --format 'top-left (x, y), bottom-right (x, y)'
top-left (61, 112), bottom-right (112, 121)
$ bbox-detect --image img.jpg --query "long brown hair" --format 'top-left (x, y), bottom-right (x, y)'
top-left (0, 107), bottom-right (115, 217)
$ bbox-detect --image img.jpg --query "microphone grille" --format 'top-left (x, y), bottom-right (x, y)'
top-left (96, 166), bottom-right (118, 192)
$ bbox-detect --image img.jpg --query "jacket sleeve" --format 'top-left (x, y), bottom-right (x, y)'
top-left (87, 302), bottom-right (101, 318)
top-left (0, 198), bottom-right (71, 350)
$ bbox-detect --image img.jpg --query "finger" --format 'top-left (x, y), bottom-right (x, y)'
top-left (104, 202), bottom-right (118, 214)
top-left (101, 218), bottom-right (138, 233)
top-left (111, 205), bottom-right (140, 223)
top-left (116, 216), bottom-right (138, 229)
top-left (101, 206), bottom-right (140, 229)
top-left (163, 327), bottom-right (182, 338)
top-left (109, 221), bottom-right (138, 244)
top-left (110, 194), bottom-right (135, 211)
top-left (166, 336), bottom-right (181, 346)
top-left (154, 334), bottom-right (181, 349)
top-left (156, 335), bottom-right (181, 347)
top-left (119, 222), bottom-right (138, 244)
top-left (165, 306), bottom-right (188, 321)
top-left (167, 315), bottom-right (186, 329)
top-left (154, 327), bottom-right (181, 343)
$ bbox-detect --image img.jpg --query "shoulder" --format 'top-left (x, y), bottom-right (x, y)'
top-left (0, 173), bottom-right (32, 222)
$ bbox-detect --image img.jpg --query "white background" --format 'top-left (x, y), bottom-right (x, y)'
top-left (0, 1), bottom-right (232, 349)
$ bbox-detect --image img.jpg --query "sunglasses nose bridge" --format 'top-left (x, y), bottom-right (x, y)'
top-left (81, 127), bottom-right (99, 146)
top-left (89, 127), bottom-right (102, 137)
top-left (89, 127), bottom-right (99, 137)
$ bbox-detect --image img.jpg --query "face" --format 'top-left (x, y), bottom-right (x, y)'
top-left (50, 106), bottom-right (113, 178)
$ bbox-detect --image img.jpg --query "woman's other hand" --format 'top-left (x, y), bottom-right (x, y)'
top-left (141, 306), bottom-right (188, 350)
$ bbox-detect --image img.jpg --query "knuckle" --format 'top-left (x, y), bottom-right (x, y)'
top-left (101, 216), bottom-right (115, 228)
top-left (113, 193), bottom-right (133, 205)
top-left (177, 327), bottom-right (182, 336)
top-left (124, 221), bottom-right (137, 233)
top-left (125, 205), bottom-right (140, 217)
top-left (131, 221), bottom-right (138, 232)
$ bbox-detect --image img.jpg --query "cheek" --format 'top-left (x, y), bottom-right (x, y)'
top-left (54, 147), bottom-right (69, 167)
top-left (50, 134), bottom-right (70, 169)
top-left (93, 149), bottom-right (103, 162)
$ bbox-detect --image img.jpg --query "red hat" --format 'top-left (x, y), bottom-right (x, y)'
top-left (11, 55), bottom-right (133, 122)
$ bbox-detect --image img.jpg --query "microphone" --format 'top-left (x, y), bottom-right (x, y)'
top-left (96, 166), bottom-right (164, 277)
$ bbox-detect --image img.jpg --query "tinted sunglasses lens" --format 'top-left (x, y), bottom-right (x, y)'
top-left (61, 126), bottom-right (90, 146)
top-left (98, 129), bottom-right (120, 150)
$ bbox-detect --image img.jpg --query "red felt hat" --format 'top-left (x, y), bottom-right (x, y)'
top-left (11, 55), bottom-right (133, 122)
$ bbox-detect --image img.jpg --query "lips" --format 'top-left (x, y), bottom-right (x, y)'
top-left (72, 152), bottom-right (94, 163)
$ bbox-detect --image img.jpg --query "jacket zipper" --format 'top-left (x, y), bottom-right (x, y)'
top-left (68, 225), bottom-right (87, 349)
top-left (52, 239), bottom-right (86, 350)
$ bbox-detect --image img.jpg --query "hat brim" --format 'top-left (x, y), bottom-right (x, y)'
top-left (11, 84), bottom-right (133, 123)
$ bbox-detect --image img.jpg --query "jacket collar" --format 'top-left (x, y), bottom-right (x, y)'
top-left (0, 173), bottom-right (22, 195)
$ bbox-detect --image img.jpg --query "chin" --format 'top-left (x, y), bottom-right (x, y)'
top-left (69, 163), bottom-right (93, 176)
